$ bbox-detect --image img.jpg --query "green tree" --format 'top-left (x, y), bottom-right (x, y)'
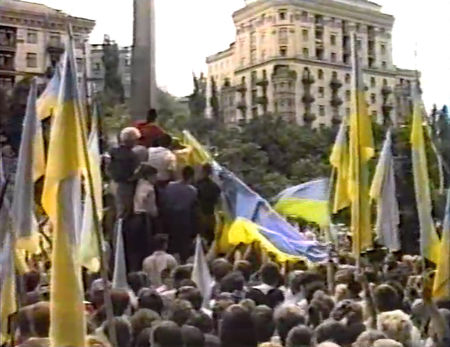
top-left (188, 74), bottom-right (206, 117)
top-left (102, 35), bottom-right (124, 106)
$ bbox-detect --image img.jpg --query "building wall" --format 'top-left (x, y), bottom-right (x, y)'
top-left (205, 0), bottom-right (417, 127)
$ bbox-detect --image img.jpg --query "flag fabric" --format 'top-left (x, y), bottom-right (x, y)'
top-left (112, 219), bottom-right (128, 290)
top-left (192, 235), bottom-right (213, 308)
top-left (274, 178), bottom-right (330, 226)
top-left (11, 78), bottom-right (40, 253)
top-left (41, 40), bottom-right (87, 347)
top-left (349, 38), bottom-right (375, 257)
top-left (0, 232), bottom-right (16, 345)
top-left (79, 109), bottom-right (102, 273)
top-left (369, 129), bottom-right (400, 252)
top-left (411, 97), bottom-right (440, 263)
top-left (220, 168), bottom-right (328, 263)
top-left (37, 65), bottom-right (61, 120)
top-left (178, 130), bottom-right (213, 167)
top-left (330, 120), bottom-right (350, 213)
top-left (433, 189), bottom-right (450, 298)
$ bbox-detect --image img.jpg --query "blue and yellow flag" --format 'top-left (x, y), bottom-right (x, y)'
top-left (349, 37), bottom-right (375, 257)
top-left (433, 188), bottom-right (450, 298)
top-left (41, 39), bottom-right (87, 347)
top-left (37, 65), bottom-right (61, 120)
top-left (220, 169), bottom-right (327, 263)
top-left (0, 232), bottom-right (16, 345)
top-left (330, 120), bottom-right (350, 213)
top-left (274, 178), bottom-right (330, 227)
top-left (411, 95), bottom-right (440, 263)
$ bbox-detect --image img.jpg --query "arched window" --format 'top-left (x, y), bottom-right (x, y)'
top-left (318, 69), bottom-right (324, 80)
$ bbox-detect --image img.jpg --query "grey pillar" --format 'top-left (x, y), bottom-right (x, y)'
top-left (131, 0), bottom-right (157, 120)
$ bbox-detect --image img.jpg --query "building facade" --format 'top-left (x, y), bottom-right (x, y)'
top-left (205, 0), bottom-right (417, 127)
top-left (0, 0), bottom-right (95, 92)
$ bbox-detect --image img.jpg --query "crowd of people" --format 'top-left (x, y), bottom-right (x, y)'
top-left (4, 110), bottom-right (450, 347)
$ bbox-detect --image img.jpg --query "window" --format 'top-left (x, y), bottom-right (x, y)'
top-left (49, 32), bottom-right (61, 46)
top-left (250, 49), bottom-right (257, 64)
top-left (383, 78), bottom-right (388, 86)
top-left (356, 39), bottom-right (362, 49)
top-left (345, 73), bottom-right (351, 83)
top-left (319, 105), bottom-right (325, 117)
top-left (370, 93), bottom-right (376, 104)
top-left (302, 29), bottom-right (309, 41)
top-left (370, 77), bottom-right (376, 88)
top-left (331, 53), bottom-right (337, 62)
top-left (302, 47), bottom-right (309, 58)
top-left (318, 87), bottom-right (324, 98)
top-left (26, 53), bottom-right (37, 68)
top-left (318, 69), bottom-right (324, 80)
top-left (93, 62), bottom-right (101, 71)
top-left (279, 10), bottom-right (287, 20)
top-left (301, 11), bottom-right (308, 21)
top-left (330, 34), bottom-right (336, 46)
top-left (345, 90), bottom-right (351, 101)
top-left (332, 71), bottom-right (338, 79)
top-left (27, 30), bottom-right (37, 44)
top-left (279, 27), bottom-right (288, 43)
top-left (381, 44), bottom-right (386, 55)
top-left (279, 46), bottom-right (287, 56)
top-left (382, 61), bottom-right (387, 69)
top-left (76, 58), bottom-right (82, 72)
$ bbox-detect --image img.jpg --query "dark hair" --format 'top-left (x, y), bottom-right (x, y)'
top-left (374, 284), bottom-right (401, 313)
top-left (182, 166), bottom-right (195, 181)
top-left (147, 108), bottom-right (157, 122)
top-left (220, 305), bottom-right (257, 347)
top-left (266, 288), bottom-right (285, 309)
top-left (202, 163), bottom-right (213, 177)
top-left (104, 317), bottom-right (132, 347)
top-left (260, 262), bottom-right (281, 287)
top-left (154, 133), bottom-right (172, 148)
top-left (181, 325), bottom-right (205, 347)
top-left (172, 265), bottom-right (193, 289)
top-left (169, 299), bottom-right (194, 327)
top-left (135, 327), bottom-right (152, 347)
top-left (234, 260), bottom-right (252, 282)
top-left (140, 164), bottom-right (158, 179)
top-left (127, 272), bottom-right (150, 294)
top-left (177, 286), bottom-right (203, 311)
top-left (31, 302), bottom-right (50, 337)
top-left (211, 258), bottom-right (233, 282)
top-left (315, 320), bottom-right (349, 345)
top-left (274, 305), bottom-right (306, 345)
top-left (111, 289), bottom-right (130, 316)
top-left (152, 320), bottom-right (183, 347)
top-left (138, 289), bottom-right (164, 315)
top-left (187, 311), bottom-right (214, 334)
top-left (245, 288), bottom-right (268, 307)
top-left (251, 305), bottom-right (275, 343)
top-left (153, 234), bottom-right (169, 251)
top-left (286, 325), bottom-right (313, 347)
top-left (220, 271), bottom-right (245, 293)
top-left (129, 309), bottom-right (160, 341)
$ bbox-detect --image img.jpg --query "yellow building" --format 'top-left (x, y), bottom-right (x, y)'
top-left (206, 0), bottom-right (417, 127)
top-left (0, 0), bottom-right (95, 91)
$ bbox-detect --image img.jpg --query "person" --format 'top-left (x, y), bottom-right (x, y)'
top-left (195, 163), bottom-right (221, 244)
top-left (142, 234), bottom-right (178, 287)
top-left (133, 109), bottom-right (165, 148)
top-left (147, 134), bottom-right (177, 188)
top-left (127, 164), bottom-right (159, 272)
top-left (107, 127), bottom-right (141, 219)
top-left (160, 166), bottom-right (199, 262)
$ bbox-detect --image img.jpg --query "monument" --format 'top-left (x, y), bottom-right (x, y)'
top-left (131, 0), bottom-right (157, 120)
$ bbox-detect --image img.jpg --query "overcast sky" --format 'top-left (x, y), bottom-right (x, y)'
top-left (34, 0), bottom-right (450, 108)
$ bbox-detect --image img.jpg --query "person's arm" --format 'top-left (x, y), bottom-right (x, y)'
top-left (355, 271), bottom-right (377, 329)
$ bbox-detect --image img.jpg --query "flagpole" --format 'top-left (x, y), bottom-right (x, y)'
top-left (67, 24), bottom-right (118, 347)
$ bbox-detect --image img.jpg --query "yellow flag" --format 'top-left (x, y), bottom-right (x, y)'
top-left (433, 189), bottom-right (450, 298)
top-left (41, 39), bottom-right (87, 347)
top-left (411, 97), bottom-right (440, 263)
top-left (330, 120), bottom-right (350, 213)
top-left (0, 235), bottom-right (16, 345)
top-left (349, 37), bottom-right (375, 257)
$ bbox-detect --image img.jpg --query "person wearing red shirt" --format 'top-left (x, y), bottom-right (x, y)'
top-left (133, 109), bottom-right (165, 148)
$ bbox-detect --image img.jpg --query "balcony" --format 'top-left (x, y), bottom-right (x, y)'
top-left (256, 78), bottom-right (269, 87)
top-left (0, 63), bottom-right (15, 75)
top-left (0, 41), bottom-right (16, 52)
top-left (256, 96), bottom-right (268, 105)
top-left (236, 84), bottom-right (247, 93)
top-left (47, 41), bottom-right (65, 55)
top-left (237, 100), bottom-right (247, 110)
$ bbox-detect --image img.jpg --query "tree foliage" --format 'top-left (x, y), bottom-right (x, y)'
top-left (101, 35), bottom-right (124, 106)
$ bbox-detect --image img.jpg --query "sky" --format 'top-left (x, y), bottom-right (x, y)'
top-left (33, 0), bottom-right (450, 108)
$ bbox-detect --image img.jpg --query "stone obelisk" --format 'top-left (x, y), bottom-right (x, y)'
top-left (131, 0), bottom-right (157, 120)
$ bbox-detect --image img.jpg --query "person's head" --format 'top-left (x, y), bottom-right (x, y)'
top-left (154, 134), bottom-right (172, 149)
top-left (119, 127), bottom-right (140, 148)
top-left (286, 325), bottom-right (313, 347)
top-left (260, 262), bottom-right (281, 287)
top-left (151, 320), bottom-right (183, 347)
top-left (89, 279), bottom-right (108, 309)
top-left (182, 166), bottom-right (195, 184)
top-left (266, 288), bottom-right (285, 309)
top-left (372, 339), bottom-right (403, 347)
top-left (110, 289), bottom-right (130, 316)
top-left (177, 286), bottom-right (203, 311)
top-left (135, 328), bottom-right (152, 347)
top-left (211, 258), bottom-right (233, 282)
top-left (204, 333), bottom-right (221, 347)
top-left (127, 271), bottom-right (150, 295)
top-left (316, 343), bottom-right (341, 347)
top-left (315, 320), bottom-right (349, 346)
top-left (103, 317), bottom-right (132, 347)
top-left (187, 311), bottom-right (214, 334)
top-left (138, 288), bottom-right (164, 315)
top-left (353, 330), bottom-right (387, 347)
top-left (172, 265), bottom-right (193, 289)
top-left (245, 288), bottom-right (268, 306)
top-left (374, 284), bottom-right (401, 313)
top-left (201, 163), bottom-right (214, 179)
top-left (220, 271), bottom-right (245, 293)
top-left (140, 164), bottom-right (158, 184)
top-left (153, 234), bottom-right (169, 252)
top-left (147, 109), bottom-right (158, 123)
top-left (181, 325), bottom-right (205, 347)
top-left (31, 302), bottom-right (50, 338)
top-left (133, 145), bottom-right (149, 162)
top-left (220, 305), bottom-right (257, 347)
top-left (129, 309), bottom-right (160, 341)
top-left (251, 305), bottom-right (275, 344)
top-left (376, 310), bottom-right (413, 346)
top-left (234, 260), bottom-right (252, 282)
top-left (169, 299), bottom-right (194, 326)
top-left (274, 305), bottom-right (306, 345)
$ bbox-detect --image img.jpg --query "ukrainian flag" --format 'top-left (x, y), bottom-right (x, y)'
top-left (220, 169), bottom-right (328, 263)
top-left (274, 178), bottom-right (330, 227)
top-left (177, 130), bottom-right (213, 167)
top-left (37, 65), bottom-right (61, 120)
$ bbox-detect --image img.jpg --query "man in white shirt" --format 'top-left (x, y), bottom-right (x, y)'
top-left (147, 134), bottom-right (177, 185)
